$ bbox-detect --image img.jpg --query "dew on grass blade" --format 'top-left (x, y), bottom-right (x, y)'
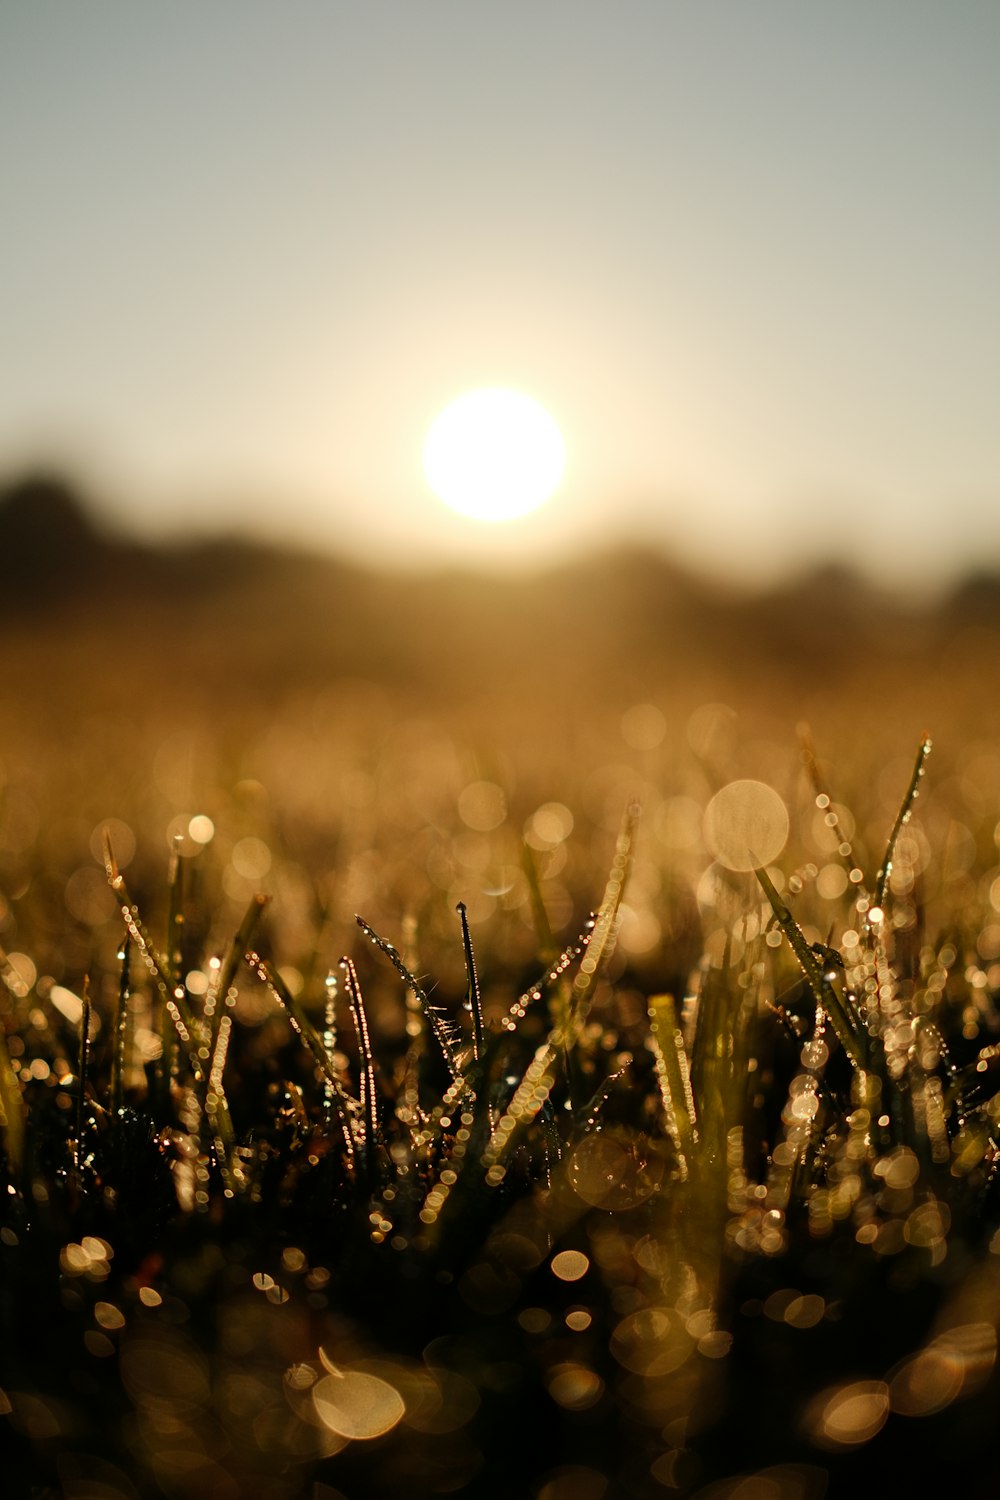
top-left (457, 901), bottom-right (486, 1061)
top-left (163, 814), bottom-right (208, 859)
top-left (89, 817), bottom-right (136, 870)
top-left (704, 781), bottom-right (789, 873)
top-left (340, 956), bottom-right (379, 1174)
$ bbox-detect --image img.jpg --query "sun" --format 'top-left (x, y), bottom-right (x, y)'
top-left (423, 387), bottom-right (565, 523)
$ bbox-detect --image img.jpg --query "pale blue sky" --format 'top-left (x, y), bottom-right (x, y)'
top-left (2, 2), bottom-right (998, 585)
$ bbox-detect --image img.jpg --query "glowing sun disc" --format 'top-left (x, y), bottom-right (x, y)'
top-left (423, 387), bottom-right (565, 522)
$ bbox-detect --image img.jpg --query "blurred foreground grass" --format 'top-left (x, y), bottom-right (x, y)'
top-left (4, 500), bottom-right (1000, 1497)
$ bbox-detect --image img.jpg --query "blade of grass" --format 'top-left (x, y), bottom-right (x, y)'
top-left (874, 735), bottom-right (932, 911)
top-left (481, 802), bottom-right (637, 1184)
top-left (110, 934), bottom-right (131, 1118)
top-left (457, 901), bottom-right (486, 1064)
top-left (500, 918), bottom-right (595, 1035)
top-left (205, 893), bottom-right (269, 1049)
top-left (73, 979), bottom-right (92, 1180)
top-left (357, 915), bottom-right (463, 1084)
top-left (648, 992), bottom-right (698, 1177)
top-left (204, 1012), bottom-right (246, 1197)
top-left (165, 834), bottom-right (185, 983)
top-left (340, 956), bottom-right (380, 1182)
top-left (798, 723), bottom-right (862, 885)
top-left (0, 945), bottom-right (27, 1180)
top-left (394, 915), bottom-right (429, 1129)
top-left (521, 844), bottom-right (557, 966)
top-left (103, 833), bottom-right (207, 1087)
top-left (245, 950), bottom-right (357, 1166)
top-left (199, 894), bottom-right (268, 1188)
top-left (755, 863), bottom-right (864, 1070)
top-left (0, 1025), bottom-right (24, 1180)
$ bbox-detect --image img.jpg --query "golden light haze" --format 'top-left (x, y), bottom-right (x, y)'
top-left (423, 389), bottom-right (565, 523)
top-left (2, 4), bottom-right (999, 586)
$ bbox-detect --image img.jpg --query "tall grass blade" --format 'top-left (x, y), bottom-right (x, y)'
top-left (165, 834), bottom-right (185, 983)
top-left (755, 863), bottom-right (864, 1069)
top-left (798, 722), bottom-right (860, 881)
top-left (102, 839), bottom-right (207, 1087)
top-left (500, 918), bottom-right (594, 1035)
top-left (481, 803), bottom-right (637, 1182)
top-left (340, 955), bottom-right (380, 1181)
top-left (874, 734), bottom-right (932, 909)
top-left (0, 1025), bottom-right (24, 1180)
top-left (198, 894), bottom-right (268, 1189)
top-left (457, 901), bottom-right (486, 1064)
top-left (357, 915), bottom-right (462, 1083)
top-left (648, 992), bottom-right (698, 1177)
top-left (244, 950), bottom-right (357, 1166)
top-left (206, 893), bottom-right (268, 1055)
top-left (75, 980), bottom-right (92, 1175)
top-left (110, 934), bottom-right (131, 1117)
top-left (521, 843), bottom-right (557, 965)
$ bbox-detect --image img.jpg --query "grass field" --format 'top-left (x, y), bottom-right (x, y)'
top-left (4, 482), bottom-right (1000, 1498)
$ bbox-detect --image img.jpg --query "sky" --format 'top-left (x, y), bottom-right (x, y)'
top-left (2, 2), bottom-right (999, 587)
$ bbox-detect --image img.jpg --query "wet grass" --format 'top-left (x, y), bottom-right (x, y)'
top-left (3, 723), bottom-right (1000, 1499)
top-left (2, 505), bottom-right (1000, 1494)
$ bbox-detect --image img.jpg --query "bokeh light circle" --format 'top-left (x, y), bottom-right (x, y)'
top-left (311, 1369), bottom-right (404, 1439)
top-left (704, 779), bottom-right (789, 872)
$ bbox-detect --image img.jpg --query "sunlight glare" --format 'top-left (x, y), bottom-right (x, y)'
top-left (423, 387), bottom-right (565, 523)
